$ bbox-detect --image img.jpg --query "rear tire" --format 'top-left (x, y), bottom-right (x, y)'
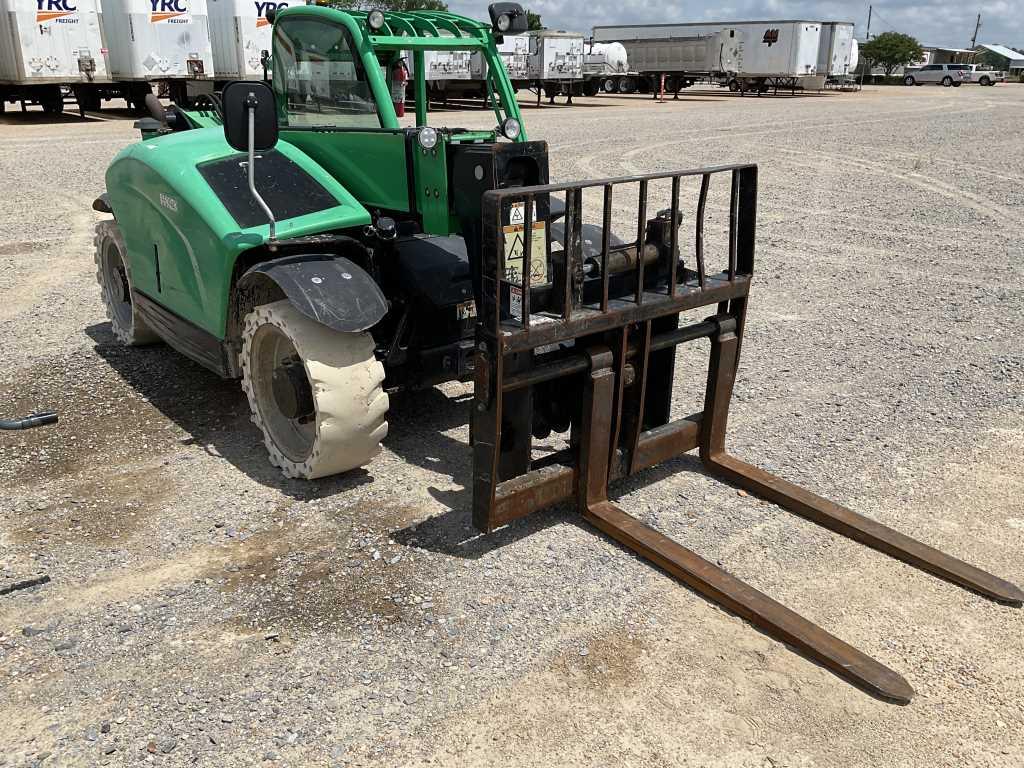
top-left (94, 221), bottom-right (160, 346)
top-left (240, 300), bottom-right (388, 480)
top-left (942, 76), bottom-right (953, 87)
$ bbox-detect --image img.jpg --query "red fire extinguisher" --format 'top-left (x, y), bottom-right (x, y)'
top-left (392, 58), bottom-right (409, 117)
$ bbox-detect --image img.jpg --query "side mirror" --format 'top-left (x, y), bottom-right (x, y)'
top-left (488, 3), bottom-right (528, 36)
top-left (221, 80), bottom-right (278, 153)
top-left (221, 80), bottom-right (279, 240)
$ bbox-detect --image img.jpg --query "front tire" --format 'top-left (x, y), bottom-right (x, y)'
top-left (979, 76), bottom-right (991, 86)
top-left (903, 75), bottom-right (916, 86)
top-left (942, 76), bottom-right (953, 87)
top-left (94, 221), bottom-right (160, 346)
top-left (240, 300), bottom-right (388, 480)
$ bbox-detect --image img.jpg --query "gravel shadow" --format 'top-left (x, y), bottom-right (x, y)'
top-left (84, 321), bottom-right (373, 499)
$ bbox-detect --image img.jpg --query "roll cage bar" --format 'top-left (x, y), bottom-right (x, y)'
top-left (274, 5), bottom-right (526, 139)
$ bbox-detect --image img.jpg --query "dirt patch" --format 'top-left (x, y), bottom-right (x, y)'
top-left (0, 344), bottom-right (246, 486)
top-left (216, 502), bottom-right (438, 635)
top-left (0, 240), bottom-right (51, 257)
top-left (9, 463), bottom-right (173, 546)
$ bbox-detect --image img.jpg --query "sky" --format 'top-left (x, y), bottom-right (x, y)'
top-left (446, 1), bottom-right (1023, 50)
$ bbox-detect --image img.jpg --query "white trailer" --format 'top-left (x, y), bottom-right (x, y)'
top-left (0, 0), bottom-right (108, 113)
top-left (100, 0), bottom-right (215, 102)
top-left (493, 33), bottom-right (530, 81)
top-left (402, 43), bottom-right (474, 104)
top-left (593, 20), bottom-right (824, 95)
top-left (525, 30), bottom-right (583, 103)
top-left (208, 0), bottom-right (280, 80)
top-left (817, 21), bottom-right (856, 76)
top-left (527, 30), bottom-right (583, 81)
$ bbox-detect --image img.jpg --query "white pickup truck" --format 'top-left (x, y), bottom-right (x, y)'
top-left (964, 65), bottom-right (1005, 85)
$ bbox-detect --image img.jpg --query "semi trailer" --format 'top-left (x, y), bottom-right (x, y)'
top-left (207, 0), bottom-right (282, 81)
top-left (100, 0), bottom-right (215, 104)
top-left (593, 20), bottom-right (826, 95)
top-left (1, 0), bottom-right (217, 114)
top-left (0, 0), bottom-right (108, 113)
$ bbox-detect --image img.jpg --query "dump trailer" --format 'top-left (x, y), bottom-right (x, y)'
top-left (90, 2), bottom-right (1022, 707)
top-left (0, 0), bottom-right (108, 113)
top-left (594, 19), bottom-right (823, 95)
top-left (99, 0), bottom-right (215, 104)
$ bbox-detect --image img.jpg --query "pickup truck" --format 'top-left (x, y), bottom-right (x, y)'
top-left (964, 65), bottom-right (1005, 85)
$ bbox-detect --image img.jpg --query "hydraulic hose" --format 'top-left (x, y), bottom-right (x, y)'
top-left (0, 412), bottom-right (58, 430)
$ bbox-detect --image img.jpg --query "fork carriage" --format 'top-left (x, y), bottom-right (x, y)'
top-left (470, 163), bottom-right (1022, 704)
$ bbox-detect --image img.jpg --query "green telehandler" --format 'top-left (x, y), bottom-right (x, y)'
top-left (93, 2), bottom-right (1021, 705)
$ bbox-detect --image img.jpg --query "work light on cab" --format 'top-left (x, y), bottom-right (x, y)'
top-left (500, 117), bottom-right (521, 140)
top-left (488, 3), bottom-right (528, 35)
top-left (416, 126), bottom-right (438, 150)
top-left (367, 9), bottom-right (385, 32)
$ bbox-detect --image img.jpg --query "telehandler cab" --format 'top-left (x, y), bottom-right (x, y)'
top-left (93, 3), bottom-right (1021, 704)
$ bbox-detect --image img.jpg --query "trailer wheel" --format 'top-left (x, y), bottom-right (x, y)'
top-left (618, 77), bottom-right (634, 94)
top-left (241, 300), bottom-right (389, 480)
top-left (728, 78), bottom-right (740, 92)
top-left (603, 77), bottom-right (616, 93)
top-left (903, 75), bottom-right (916, 86)
top-left (94, 221), bottom-right (160, 346)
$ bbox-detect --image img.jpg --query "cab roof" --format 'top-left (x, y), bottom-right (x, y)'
top-left (306, 5), bottom-right (496, 49)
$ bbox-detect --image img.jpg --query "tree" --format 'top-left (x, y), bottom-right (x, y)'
top-left (526, 10), bottom-right (542, 30)
top-left (860, 32), bottom-right (924, 76)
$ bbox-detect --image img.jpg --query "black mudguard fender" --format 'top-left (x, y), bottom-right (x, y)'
top-left (239, 254), bottom-right (388, 333)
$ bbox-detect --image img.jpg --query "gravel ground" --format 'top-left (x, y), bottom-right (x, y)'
top-left (1, 85), bottom-right (1022, 768)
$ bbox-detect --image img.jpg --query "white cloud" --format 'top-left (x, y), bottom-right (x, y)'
top-left (446, 1), bottom-right (1023, 49)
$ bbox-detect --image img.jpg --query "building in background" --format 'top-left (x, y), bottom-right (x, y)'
top-left (973, 44), bottom-right (1024, 78)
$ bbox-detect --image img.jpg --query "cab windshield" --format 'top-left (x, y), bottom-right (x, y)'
top-left (273, 17), bottom-right (381, 129)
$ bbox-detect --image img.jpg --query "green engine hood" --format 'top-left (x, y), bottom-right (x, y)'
top-left (107, 127), bottom-right (371, 247)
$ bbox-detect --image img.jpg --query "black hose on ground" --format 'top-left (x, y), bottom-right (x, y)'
top-left (0, 412), bottom-right (58, 430)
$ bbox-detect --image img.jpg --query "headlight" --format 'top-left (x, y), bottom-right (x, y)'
top-left (367, 9), bottom-right (385, 32)
top-left (496, 12), bottom-right (511, 32)
top-left (500, 117), bottom-right (521, 140)
top-left (417, 126), bottom-right (438, 149)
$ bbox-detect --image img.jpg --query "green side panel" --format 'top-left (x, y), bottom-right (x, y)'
top-left (412, 139), bottom-right (450, 235)
top-left (281, 129), bottom-right (411, 213)
top-left (105, 127), bottom-right (371, 340)
top-left (179, 108), bottom-right (222, 129)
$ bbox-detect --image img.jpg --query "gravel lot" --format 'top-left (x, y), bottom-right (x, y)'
top-left (1, 85), bottom-right (1023, 768)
